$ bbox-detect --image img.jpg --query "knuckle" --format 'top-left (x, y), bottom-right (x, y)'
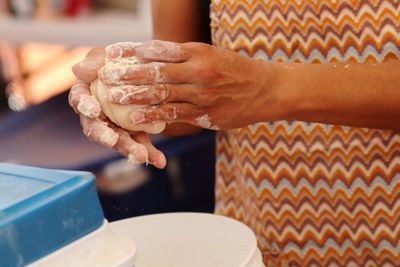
top-left (198, 88), bottom-right (216, 104)
top-left (153, 62), bottom-right (166, 83)
top-left (189, 42), bottom-right (212, 54)
top-left (150, 39), bottom-right (164, 47)
top-left (164, 105), bottom-right (178, 120)
top-left (183, 42), bottom-right (212, 56)
top-left (146, 39), bottom-right (158, 47)
top-left (196, 63), bottom-right (219, 81)
top-left (143, 107), bottom-right (158, 121)
top-left (157, 84), bottom-right (170, 102)
top-left (198, 43), bottom-right (213, 54)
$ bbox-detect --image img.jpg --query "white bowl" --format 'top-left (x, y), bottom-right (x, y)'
top-left (110, 213), bottom-right (264, 267)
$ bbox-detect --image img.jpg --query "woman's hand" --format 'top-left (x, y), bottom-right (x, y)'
top-left (69, 47), bottom-right (166, 169)
top-left (100, 40), bottom-right (286, 130)
top-left (90, 40), bottom-right (400, 133)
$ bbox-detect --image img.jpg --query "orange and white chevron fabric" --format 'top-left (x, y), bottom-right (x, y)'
top-left (211, 1), bottom-right (400, 266)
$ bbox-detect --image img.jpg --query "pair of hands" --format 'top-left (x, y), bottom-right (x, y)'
top-left (69, 40), bottom-right (276, 168)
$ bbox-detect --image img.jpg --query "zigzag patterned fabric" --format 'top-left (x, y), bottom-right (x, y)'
top-left (210, 1), bottom-right (400, 266)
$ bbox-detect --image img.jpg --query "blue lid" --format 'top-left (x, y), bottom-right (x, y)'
top-left (0, 163), bottom-right (104, 267)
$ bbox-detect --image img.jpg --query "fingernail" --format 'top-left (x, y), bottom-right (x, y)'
top-left (155, 155), bottom-right (167, 169)
top-left (105, 45), bottom-right (122, 58)
top-left (130, 111), bottom-right (145, 124)
top-left (98, 129), bottom-right (119, 148)
top-left (77, 96), bottom-right (101, 118)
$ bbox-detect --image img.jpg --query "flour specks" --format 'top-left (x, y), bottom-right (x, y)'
top-left (154, 63), bottom-right (165, 83)
top-left (282, 65), bottom-right (294, 70)
top-left (105, 42), bottom-right (141, 58)
top-left (195, 114), bottom-right (212, 129)
top-left (108, 85), bottom-right (150, 104)
top-left (100, 57), bottom-right (140, 84)
top-left (77, 95), bottom-right (101, 118)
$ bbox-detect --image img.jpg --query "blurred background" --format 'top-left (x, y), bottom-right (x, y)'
top-left (0, 0), bottom-right (215, 221)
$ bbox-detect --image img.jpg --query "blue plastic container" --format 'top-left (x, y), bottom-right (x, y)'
top-left (0, 163), bottom-right (104, 267)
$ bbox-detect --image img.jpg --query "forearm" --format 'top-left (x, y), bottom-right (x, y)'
top-left (272, 61), bottom-right (400, 131)
top-left (151, 0), bottom-right (207, 135)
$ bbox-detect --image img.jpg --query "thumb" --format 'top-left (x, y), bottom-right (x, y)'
top-left (72, 47), bottom-right (105, 83)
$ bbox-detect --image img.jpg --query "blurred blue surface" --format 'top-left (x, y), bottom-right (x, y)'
top-left (0, 164), bottom-right (103, 266)
top-left (0, 91), bottom-right (215, 171)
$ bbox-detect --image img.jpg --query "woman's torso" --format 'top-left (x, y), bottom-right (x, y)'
top-left (210, 1), bottom-right (400, 266)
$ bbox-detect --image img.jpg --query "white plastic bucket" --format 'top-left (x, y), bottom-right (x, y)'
top-left (29, 220), bottom-right (136, 267)
top-left (111, 213), bottom-right (264, 267)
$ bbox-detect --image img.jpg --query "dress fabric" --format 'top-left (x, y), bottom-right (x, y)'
top-left (210, 1), bottom-right (400, 266)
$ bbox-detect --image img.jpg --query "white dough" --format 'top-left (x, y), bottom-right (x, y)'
top-left (90, 79), bottom-right (166, 134)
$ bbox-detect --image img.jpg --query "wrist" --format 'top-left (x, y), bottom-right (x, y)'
top-left (269, 62), bottom-right (342, 125)
top-left (259, 62), bottom-right (303, 122)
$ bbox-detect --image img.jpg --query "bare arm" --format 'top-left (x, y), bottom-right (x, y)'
top-left (273, 61), bottom-right (400, 131)
top-left (102, 41), bottom-right (400, 133)
top-left (151, 0), bottom-right (208, 136)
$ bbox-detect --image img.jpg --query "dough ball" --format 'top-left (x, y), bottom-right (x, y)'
top-left (90, 79), bottom-right (166, 134)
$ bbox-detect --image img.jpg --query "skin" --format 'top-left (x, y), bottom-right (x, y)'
top-left (69, 1), bottom-right (400, 165)
top-left (150, 0), bottom-right (208, 136)
top-left (102, 41), bottom-right (281, 130)
top-left (69, 0), bottom-right (207, 166)
top-left (70, 48), bottom-right (166, 168)
top-left (102, 41), bottom-right (400, 132)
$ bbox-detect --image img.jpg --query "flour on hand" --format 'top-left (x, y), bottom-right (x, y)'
top-left (90, 58), bottom-right (166, 134)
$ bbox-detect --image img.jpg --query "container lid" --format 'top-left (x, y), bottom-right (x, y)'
top-left (0, 163), bottom-right (104, 267)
